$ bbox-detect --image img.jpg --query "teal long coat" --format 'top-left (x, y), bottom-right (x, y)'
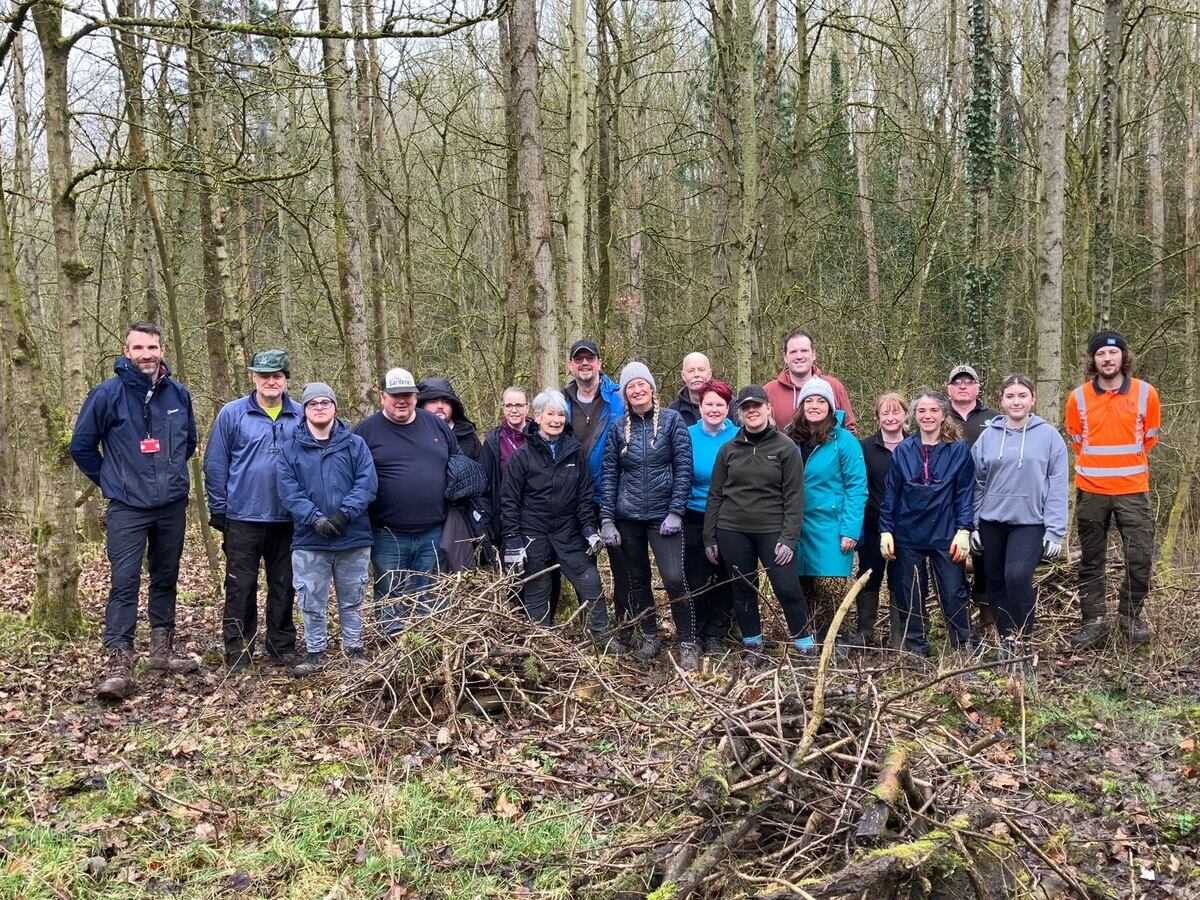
top-left (795, 413), bottom-right (868, 577)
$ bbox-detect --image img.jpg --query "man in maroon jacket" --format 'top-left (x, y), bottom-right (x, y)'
top-left (763, 330), bottom-right (857, 434)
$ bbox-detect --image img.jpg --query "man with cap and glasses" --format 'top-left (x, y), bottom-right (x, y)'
top-left (205, 349), bottom-right (303, 671)
top-left (353, 367), bottom-right (461, 633)
top-left (1065, 330), bottom-right (1162, 649)
top-left (946, 364), bottom-right (997, 448)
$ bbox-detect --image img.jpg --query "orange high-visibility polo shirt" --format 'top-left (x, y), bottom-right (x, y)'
top-left (1065, 376), bottom-right (1161, 495)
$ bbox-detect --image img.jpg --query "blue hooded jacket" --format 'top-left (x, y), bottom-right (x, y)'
top-left (69, 357), bottom-right (197, 509)
top-left (564, 373), bottom-right (625, 503)
top-left (795, 411), bottom-right (868, 577)
top-left (276, 419), bottom-right (378, 551)
top-left (878, 435), bottom-right (974, 551)
top-left (204, 391), bottom-right (303, 522)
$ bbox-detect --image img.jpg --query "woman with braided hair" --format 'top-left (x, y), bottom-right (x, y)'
top-left (599, 363), bottom-right (694, 663)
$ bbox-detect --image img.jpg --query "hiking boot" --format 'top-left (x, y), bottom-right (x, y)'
top-left (702, 636), bottom-right (725, 656)
top-left (1020, 642), bottom-right (1037, 682)
top-left (852, 591), bottom-right (879, 647)
top-left (741, 643), bottom-right (771, 669)
top-left (1118, 615), bottom-right (1151, 647)
top-left (1068, 617), bottom-right (1109, 650)
top-left (345, 647), bottom-right (369, 668)
top-left (633, 633), bottom-right (661, 663)
top-left (678, 642), bottom-right (701, 672)
top-left (147, 627), bottom-right (200, 674)
top-left (96, 648), bottom-right (135, 701)
top-left (292, 651), bottom-right (327, 677)
top-left (264, 651), bottom-right (302, 668)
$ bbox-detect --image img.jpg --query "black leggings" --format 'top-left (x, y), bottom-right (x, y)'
top-left (615, 519), bottom-right (690, 640)
top-left (715, 528), bottom-right (810, 640)
top-left (682, 510), bottom-right (734, 642)
top-left (978, 520), bottom-right (1042, 638)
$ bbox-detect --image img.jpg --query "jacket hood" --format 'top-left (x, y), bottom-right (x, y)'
top-left (674, 385), bottom-right (695, 406)
top-left (115, 355), bottom-right (172, 389)
top-left (525, 424), bottom-right (582, 460)
top-left (979, 414), bottom-right (1053, 469)
top-left (417, 377), bottom-right (474, 427)
top-left (771, 364), bottom-right (828, 390)
top-left (293, 417), bottom-right (354, 450)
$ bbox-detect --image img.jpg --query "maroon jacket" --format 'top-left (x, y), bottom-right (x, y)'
top-left (764, 365), bottom-right (858, 435)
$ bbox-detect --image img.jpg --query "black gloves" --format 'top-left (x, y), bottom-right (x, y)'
top-left (313, 517), bottom-right (341, 538)
top-left (329, 512), bottom-right (349, 533)
top-left (209, 513), bottom-right (228, 532)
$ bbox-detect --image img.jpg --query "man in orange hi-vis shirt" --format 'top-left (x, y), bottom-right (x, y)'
top-left (1064, 330), bottom-right (1161, 649)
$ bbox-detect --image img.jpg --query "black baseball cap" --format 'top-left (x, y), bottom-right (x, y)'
top-left (570, 339), bottom-right (600, 358)
top-left (736, 385), bottom-right (769, 407)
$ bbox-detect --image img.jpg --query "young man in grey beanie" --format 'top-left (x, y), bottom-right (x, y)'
top-left (277, 383), bottom-right (378, 674)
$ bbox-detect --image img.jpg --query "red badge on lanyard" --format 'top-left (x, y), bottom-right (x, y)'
top-left (140, 437), bottom-right (161, 454)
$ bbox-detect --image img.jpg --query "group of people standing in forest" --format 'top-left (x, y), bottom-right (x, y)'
top-left (68, 322), bottom-right (1161, 702)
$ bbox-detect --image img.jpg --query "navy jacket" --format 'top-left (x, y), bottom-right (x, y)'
top-left (600, 405), bottom-right (693, 523)
top-left (501, 426), bottom-right (598, 552)
top-left (69, 357), bottom-right (198, 509)
top-left (878, 436), bottom-right (974, 550)
top-left (204, 391), bottom-right (303, 522)
top-left (276, 420), bottom-right (378, 551)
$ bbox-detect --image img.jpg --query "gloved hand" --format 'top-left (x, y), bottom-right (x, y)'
top-left (600, 520), bottom-right (621, 547)
top-left (880, 532), bottom-right (895, 561)
top-left (328, 511), bottom-right (349, 535)
top-left (773, 542), bottom-right (794, 566)
top-left (1042, 539), bottom-right (1062, 559)
top-left (705, 545), bottom-right (720, 565)
top-left (209, 513), bottom-right (228, 532)
top-left (586, 533), bottom-right (604, 557)
top-left (660, 513), bottom-right (683, 536)
top-left (503, 546), bottom-right (527, 573)
top-left (970, 530), bottom-right (983, 554)
top-left (949, 529), bottom-right (971, 563)
top-left (313, 516), bottom-right (341, 538)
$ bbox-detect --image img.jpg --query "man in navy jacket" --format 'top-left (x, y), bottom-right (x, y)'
top-left (70, 322), bottom-right (199, 700)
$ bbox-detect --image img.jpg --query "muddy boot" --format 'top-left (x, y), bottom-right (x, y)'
top-left (96, 648), bottom-right (135, 701)
top-left (702, 636), bottom-right (725, 656)
top-left (292, 650), bottom-right (327, 677)
top-left (1118, 614), bottom-right (1151, 647)
top-left (147, 626), bottom-right (200, 674)
top-left (634, 632), bottom-right (661, 663)
top-left (1068, 617), bottom-right (1109, 650)
top-left (678, 642), bottom-right (701, 672)
top-left (853, 591), bottom-right (880, 647)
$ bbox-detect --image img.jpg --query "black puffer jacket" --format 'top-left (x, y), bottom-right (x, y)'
top-left (501, 426), bottom-right (598, 551)
top-left (600, 405), bottom-right (692, 523)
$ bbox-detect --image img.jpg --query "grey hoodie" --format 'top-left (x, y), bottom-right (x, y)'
top-left (971, 414), bottom-right (1069, 542)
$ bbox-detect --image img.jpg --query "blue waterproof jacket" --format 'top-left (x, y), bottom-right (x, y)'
top-left (565, 374), bottom-right (625, 502)
top-left (878, 436), bottom-right (974, 551)
top-left (204, 391), bottom-right (303, 522)
top-left (600, 405), bottom-right (693, 523)
top-left (276, 419), bottom-right (378, 551)
top-left (70, 357), bottom-right (197, 509)
top-left (795, 411), bottom-right (868, 577)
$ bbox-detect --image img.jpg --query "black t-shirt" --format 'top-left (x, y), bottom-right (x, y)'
top-left (352, 409), bottom-right (459, 531)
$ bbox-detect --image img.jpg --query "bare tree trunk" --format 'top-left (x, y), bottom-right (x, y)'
top-left (1145, 15), bottom-right (1166, 314)
top-left (1187, 6), bottom-right (1199, 390)
top-left (1091, 0), bottom-right (1122, 331)
top-left (564, 0), bottom-right (588, 345)
top-left (1035, 0), bottom-right (1071, 425)
top-left (709, 0), bottom-right (736, 341)
top-left (319, 0), bottom-right (372, 414)
top-left (274, 0), bottom-right (294, 338)
top-left (731, 0), bottom-right (759, 386)
top-left (9, 20), bottom-right (44, 332)
top-left (510, 0), bottom-right (560, 389)
top-left (851, 36), bottom-right (881, 318)
top-left (594, 0), bottom-right (615, 340)
top-left (498, 13), bottom-right (527, 388)
top-left (29, 3), bottom-right (85, 635)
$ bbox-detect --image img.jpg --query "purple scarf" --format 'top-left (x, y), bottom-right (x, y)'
top-left (499, 419), bottom-right (527, 473)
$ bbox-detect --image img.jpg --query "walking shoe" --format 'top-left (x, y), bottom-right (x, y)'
top-left (741, 642), bottom-right (771, 669)
top-left (96, 648), bottom-right (135, 701)
top-left (264, 651), bottom-right (302, 668)
top-left (633, 633), bottom-right (661, 663)
top-left (702, 636), bottom-right (725, 656)
top-left (1118, 615), bottom-right (1151, 647)
top-left (1068, 617), bottom-right (1109, 650)
top-left (147, 627), bottom-right (200, 674)
top-left (292, 651), bottom-right (327, 677)
top-left (678, 642), bottom-right (701, 672)
top-left (345, 647), bottom-right (369, 667)
top-left (794, 636), bottom-right (818, 657)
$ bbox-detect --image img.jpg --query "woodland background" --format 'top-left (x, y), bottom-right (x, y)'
top-left (1, 0), bottom-right (1199, 630)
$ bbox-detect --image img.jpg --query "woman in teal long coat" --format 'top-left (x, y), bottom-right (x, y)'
top-left (790, 378), bottom-right (867, 638)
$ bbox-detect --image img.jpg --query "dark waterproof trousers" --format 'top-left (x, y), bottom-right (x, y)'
top-left (222, 519), bottom-right (297, 662)
top-left (1076, 490), bottom-right (1154, 621)
top-left (716, 528), bottom-right (810, 641)
top-left (893, 546), bottom-right (971, 656)
top-left (523, 535), bottom-right (608, 635)
top-left (978, 520), bottom-right (1042, 638)
top-left (104, 497), bottom-right (188, 651)
top-left (614, 519), bottom-right (689, 641)
top-left (682, 511), bottom-right (734, 643)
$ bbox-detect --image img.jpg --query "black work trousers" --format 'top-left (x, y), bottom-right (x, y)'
top-left (104, 497), bottom-right (188, 651)
top-left (522, 535), bottom-right (608, 635)
top-left (716, 528), bottom-right (810, 641)
top-left (682, 511), bottom-right (734, 643)
top-left (222, 519), bottom-right (297, 662)
top-left (614, 519), bottom-right (689, 640)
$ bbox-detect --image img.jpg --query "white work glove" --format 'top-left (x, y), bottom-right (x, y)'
top-left (705, 545), bottom-right (720, 565)
top-left (586, 533), bottom-right (604, 557)
top-left (660, 513), bottom-right (683, 536)
top-left (600, 520), bottom-right (621, 547)
top-left (949, 529), bottom-right (971, 563)
top-left (970, 530), bottom-right (983, 554)
top-left (1042, 539), bottom-right (1062, 560)
top-left (773, 542), bottom-right (794, 566)
top-left (880, 532), bottom-right (895, 561)
top-left (503, 546), bottom-right (527, 574)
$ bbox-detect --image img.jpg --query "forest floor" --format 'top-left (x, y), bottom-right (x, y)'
top-left (0, 513), bottom-right (1198, 900)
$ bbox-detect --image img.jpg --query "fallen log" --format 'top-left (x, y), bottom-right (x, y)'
top-left (855, 743), bottom-right (909, 846)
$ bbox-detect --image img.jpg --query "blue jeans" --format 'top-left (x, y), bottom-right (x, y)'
top-left (371, 525), bottom-right (443, 634)
top-left (893, 546), bottom-right (972, 655)
top-left (293, 547), bottom-right (370, 653)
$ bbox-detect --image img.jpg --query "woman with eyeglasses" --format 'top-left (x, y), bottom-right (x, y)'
top-left (878, 390), bottom-right (977, 657)
top-left (971, 374), bottom-right (1068, 684)
top-left (480, 388), bottom-right (532, 556)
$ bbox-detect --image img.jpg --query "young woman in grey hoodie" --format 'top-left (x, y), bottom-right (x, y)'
top-left (971, 374), bottom-right (1069, 679)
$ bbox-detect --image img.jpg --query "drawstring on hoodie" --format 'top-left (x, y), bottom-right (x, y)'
top-left (995, 419), bottom-right (1029, 469)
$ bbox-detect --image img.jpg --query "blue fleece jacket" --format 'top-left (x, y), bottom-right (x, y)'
top-left (277, 419), bottom-right (378, 551)
top-left (971, 414), bottom-right (1069, 542)
top-left (879, 436), bottom-right (974, 551)
top-left (204, 391), bottom-right (303, 522)
top-left (69, 357), bottom-right (197, 509)
top-left (687, 419), bottom-right (737, 512)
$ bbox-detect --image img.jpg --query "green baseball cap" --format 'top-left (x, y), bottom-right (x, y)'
top-left (248, 349), bottom-right (290, 375)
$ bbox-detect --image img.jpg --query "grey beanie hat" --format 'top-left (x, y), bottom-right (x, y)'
top-left (798, 377), bottom-right (835, 409)
top-left (301, 382), bottom-right (337, 407)
top-left (619, 361), bottom-right (657, 394)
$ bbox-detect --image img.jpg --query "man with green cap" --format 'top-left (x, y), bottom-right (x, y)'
top-left (204, 349), bottom-right (303, 670)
